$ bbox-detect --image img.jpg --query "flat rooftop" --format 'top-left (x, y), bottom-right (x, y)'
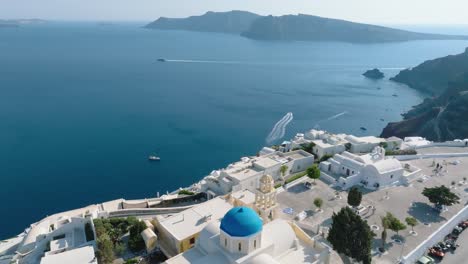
top-left (158, 197), bottom-right (233, 241)
top-left (224, 165), bottom-right (263, 182)
top-left (254, 156), bottom-right (282, 169)
top-left (231, 190), bottom-right (256, 205)
top-left (40, 245), bottom-right (97, 264)
top-left (281, 150), bottom-right (312, 160)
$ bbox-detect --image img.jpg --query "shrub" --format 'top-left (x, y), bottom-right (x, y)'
top-left (319, 154), bottom-right (333, 162)
top-left (385, 149), bottom-right (417, 156)
top-left (285, 171), bottom-right (307, 184)
top-left (178, 189), bottom-right (195, 196)
top-left (128, 221), bottom-right (147, 252)
top-left (314, 198), bottom-right (323, 209)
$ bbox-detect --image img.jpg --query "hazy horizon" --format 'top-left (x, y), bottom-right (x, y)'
top-left (1, 0), bottom-right (468, 25)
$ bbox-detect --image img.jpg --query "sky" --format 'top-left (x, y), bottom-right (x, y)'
top-left (1, 0), bottom-right (468, 25)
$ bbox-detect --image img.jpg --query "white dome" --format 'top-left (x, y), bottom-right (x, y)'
top-left (371, 159), bottom-right (402, 174)
top-left (199, 221), bottom-right (220, 253)
top-left (262, 220), bottom-right (296, 257)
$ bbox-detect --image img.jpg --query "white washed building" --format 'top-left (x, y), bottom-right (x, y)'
top-left (198, 150), bottom-right (314, 195)
top-left (344, 135), bottom-right (385, 153)
top-left (320, 147), bottom-right (421, 190)
top-left (312, 134), bottom-right (348, 159)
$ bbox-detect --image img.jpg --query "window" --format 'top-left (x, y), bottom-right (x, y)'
top-left (254, 240), bottom-right (257, 249)
top-left (238, 243), bottom-right (242, 251)
top-left (189, 237), bottom-right (195, 244)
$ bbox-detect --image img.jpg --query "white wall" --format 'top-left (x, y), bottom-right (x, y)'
top-left (415, 140), bottom-right (468, 149)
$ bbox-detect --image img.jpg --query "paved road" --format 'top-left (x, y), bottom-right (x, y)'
top-left (441, 228), bottom-right (468, 264)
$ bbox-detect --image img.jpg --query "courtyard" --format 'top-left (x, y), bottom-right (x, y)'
top-left (276, 147), bottom-right (468, 263)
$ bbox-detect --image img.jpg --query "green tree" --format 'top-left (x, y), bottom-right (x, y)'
top-left (347, 187), bottom-right (362, 208)
top-left (389, 218), bottom-right (406, 235)
top-left (383, 212), bottom-right (406, 235)
top-left (379, 142), bottom-right (388, 149)
top-left (422, 185), bottom-right (460, 208)
top-left (128, 220), bottom-right (147, 252)
top-left (328, 207), bottom-right (374, 264)
top-left (280, 165), bottom-right (288, 178)
top-left (301, 142), bottom-right (316, 154)
top-left (380, 215), bottom-right (391, 251)
top-left (314, 198), bottom-right (323, 211)
top-left (381, 229), bottom-right (387, 252)
top-left (96, 234), bottom-right (114, 264)
top-left (405, 217), bottom-right (418, 232)
top-left (307, 165), bottom-right (321, 183)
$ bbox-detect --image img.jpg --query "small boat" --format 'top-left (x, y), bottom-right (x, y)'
top-left (148, 155), bottom-right (160, 161)
top-left (360, 127), bottom-right (367, 131)
top-left (157, 58), bottom-right (166, 62)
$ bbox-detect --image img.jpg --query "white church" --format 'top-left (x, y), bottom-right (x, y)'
top-left (164, 175), bottom-right (331, 264)
top-left (320, 146), bottom-right (420, 190)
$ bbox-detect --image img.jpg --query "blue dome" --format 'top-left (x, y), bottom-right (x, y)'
top-left (220, 207), bottom-right (262, 237)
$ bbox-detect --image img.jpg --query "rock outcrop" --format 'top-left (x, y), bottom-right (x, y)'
top-left (382, 72), bottom-right (468, 141)
top-left (363, 69), bottom-right (385, 79)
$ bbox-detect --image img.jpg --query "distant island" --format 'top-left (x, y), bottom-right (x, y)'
top-left (145, 10), bottom-right (260, 34)
top-left (382, 47), bottom-right (468, 141)
top-left (145, 11), bottom-right (468, 43)
top-left (0, 19), bottom-right (47, 28)
top-left (363, 69), bottom-right (385, 79)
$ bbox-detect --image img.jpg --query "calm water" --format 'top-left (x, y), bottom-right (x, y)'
top-left (1, 22), bottom-right (468, 238)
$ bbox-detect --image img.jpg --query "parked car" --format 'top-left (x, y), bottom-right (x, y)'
top-left (428, 247), bottom-right (445, 259)
top-left (446, 233), bottom-right (459, 241)
top-left (454, 226), bottom-right (463, 233)
top-left (436, 242), bottom-right (448, 252)
top-left (444, 239), bottom-right (456, 249)
top-left (417, 255), bottom-right (435, 264)
top-left (304, 181), bottom-right (313, 189)
top-left (458, 220), bottom-right (468, 229)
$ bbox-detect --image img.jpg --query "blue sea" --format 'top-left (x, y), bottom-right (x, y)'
top-left (1, 22), bottom-right (468, 238)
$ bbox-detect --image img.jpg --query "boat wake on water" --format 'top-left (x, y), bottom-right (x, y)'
top-left (163, 59), bottom-right (241, 64)
top-left (266, 112), bottom-right (293, 144)
top-left (327, 111), bottom-right (348, 120)
top-left (314, 111), bottom-right (348, 129)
